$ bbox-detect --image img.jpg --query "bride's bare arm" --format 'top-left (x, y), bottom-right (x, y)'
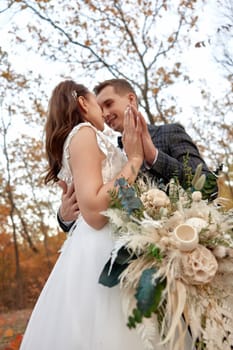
top-left (69, 124), bottom-right (143, 230)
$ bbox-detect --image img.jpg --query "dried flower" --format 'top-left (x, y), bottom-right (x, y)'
top-left (180, 245), bottom-right (218, 285)
top-left (141, 188), bottom-right (170, 208)
top-left (191, 191), bottom-right (202, 202)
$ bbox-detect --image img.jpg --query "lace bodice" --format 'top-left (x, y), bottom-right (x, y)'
top-left (58, 122), bottom-right (127, 184)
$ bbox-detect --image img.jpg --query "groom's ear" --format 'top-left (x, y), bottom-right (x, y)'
top-left (128, 93), bottom-right (137, 107)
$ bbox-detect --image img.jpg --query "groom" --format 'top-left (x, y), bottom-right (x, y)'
top-left (57, 78), bottom-right (212, 231)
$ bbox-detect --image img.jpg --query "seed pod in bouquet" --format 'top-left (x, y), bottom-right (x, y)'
top-left (173, 223), bottom-right (199, 251)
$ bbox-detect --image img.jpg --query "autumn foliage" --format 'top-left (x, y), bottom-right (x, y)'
top-left (0, 229), bottom-right (66, 350)
top-left (0, 231), bottom-right (66, 312)
top-left (0, 309), bottom-right (31, 350)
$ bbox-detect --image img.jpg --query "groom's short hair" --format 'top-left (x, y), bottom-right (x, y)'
top-left (93, 79), bottom-right (137, 97)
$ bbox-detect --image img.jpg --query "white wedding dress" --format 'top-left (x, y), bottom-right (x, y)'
top-left (20, 123), bottom-right (191, 350)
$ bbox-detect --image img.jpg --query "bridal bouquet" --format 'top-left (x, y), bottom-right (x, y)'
top-left (99, 165), bottom-right (233, 350)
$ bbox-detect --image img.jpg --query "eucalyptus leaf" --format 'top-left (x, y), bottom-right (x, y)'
top-left (114, 177), bottom-right (143, 215)
top-left (135, 268), bottom-right (165, 316)
top-left (127, 268), bottom-right (166, 328)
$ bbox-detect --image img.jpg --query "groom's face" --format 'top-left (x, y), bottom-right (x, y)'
top-left (96, 85), bottom-right (135, 134)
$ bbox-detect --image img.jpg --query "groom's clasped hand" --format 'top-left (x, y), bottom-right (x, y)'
top-left (122, 104), bottom-right (144, 162)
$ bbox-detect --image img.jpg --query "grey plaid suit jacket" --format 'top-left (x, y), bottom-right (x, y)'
top-left (145, 123), bottom-right (210, 186)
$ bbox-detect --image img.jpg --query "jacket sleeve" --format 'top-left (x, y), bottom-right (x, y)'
top-left (57, 212), bottom-right (75, 233)
top-left (148, 123), bottom-right (210, 187)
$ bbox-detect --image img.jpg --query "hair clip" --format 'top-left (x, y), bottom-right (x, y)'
top-left (71, 90), bottom-right (78, 100)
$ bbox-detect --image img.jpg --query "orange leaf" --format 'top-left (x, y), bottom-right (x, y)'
top-left (4, 328), bottom-right (14, 337)
top-left (152, 87), bottom-right (159, 95)
top-left (84, 40), bottom-right (91, 46)
top-left (167, 36), bottom-right (174, 43)
top-left (8, 334), bottom-right (23, 350)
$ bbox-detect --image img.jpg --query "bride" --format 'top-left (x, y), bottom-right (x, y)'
top-left (19, 79), bottom-right (151, 350)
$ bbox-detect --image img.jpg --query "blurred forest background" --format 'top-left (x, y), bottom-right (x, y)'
top-left (0, 2), bottom-right (232, 344)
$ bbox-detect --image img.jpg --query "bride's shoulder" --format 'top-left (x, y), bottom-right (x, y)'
top-left (65, 122), bottom-right (97, 146)
top-left (70, 122), bottom-right (96, 136)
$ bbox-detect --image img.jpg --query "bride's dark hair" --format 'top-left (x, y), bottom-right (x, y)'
top-left (45, 80), bottom-right (89, 184)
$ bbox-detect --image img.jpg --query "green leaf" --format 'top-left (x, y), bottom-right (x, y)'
top-left (201, 172), bottom-right (218, 200)
top-left (98, 259), bottom-right (129, 287)
top-left (147, 244), bottom-right (163, 262)
top-left (98, 247), bottom-right (135, 287)
top-left (127, 308), bottom-right (143, 329)
top-left (127, 268), bottom-right (166, 328)
top-left (115, 177), bottom-right (143, 215)
top-left (135, 268), bottom-right (165, 317)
